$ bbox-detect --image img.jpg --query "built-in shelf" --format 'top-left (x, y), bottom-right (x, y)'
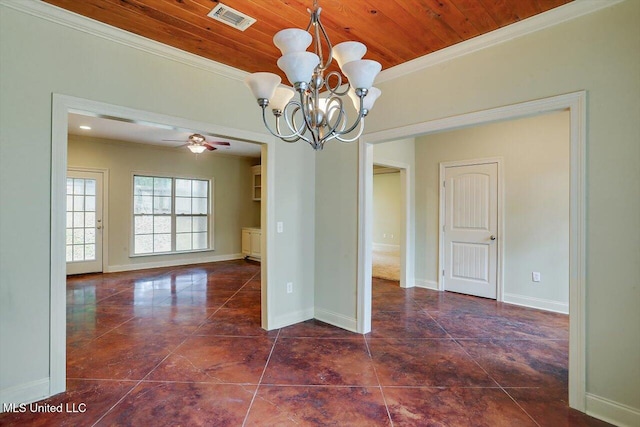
top-left (251, 165), bottom-right (261, 201)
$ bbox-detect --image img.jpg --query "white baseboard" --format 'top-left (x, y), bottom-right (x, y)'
top-left (400, 276), bottom-right (416, 289)
top-left (105, 253), bottom-right (245, 273)
top-left (314, 308), bottom-right (358, 333)
top-left (0, 378), bottom-right (50, 412)
top-left (586, 393), bottom-right (640, 427)
top-left (415, 279), bottom-right (439, 291)
top-left (269, 308), bottom-right (314, 330)
top-left (503, 293), bottom-right (569, 314)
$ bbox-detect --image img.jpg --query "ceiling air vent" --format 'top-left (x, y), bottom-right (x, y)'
top-left (207, 3), bottom-right (256, 31)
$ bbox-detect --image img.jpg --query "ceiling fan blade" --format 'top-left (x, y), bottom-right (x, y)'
top-left (209, 141), bottom-right (231, 146)
top-left (162, 139), bottom-right (188, 142)
top-left (204, 143), bottom-right (217, 151)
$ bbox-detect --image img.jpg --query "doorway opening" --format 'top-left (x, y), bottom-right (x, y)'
top-left (358, 91), bottom-right (586, 411)
top-left (50, 94), bottom-right (273, 397)
top-left (372, 165), bottom-right (403, 283)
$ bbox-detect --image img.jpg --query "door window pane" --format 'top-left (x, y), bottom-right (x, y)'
top-left (85, 244), bottom-right (96, 260)
top-left (85, 212), bottom-right (96, 228)
top-left (67, 176), bottom-right (99, 265)
top-left (73, 179), bottom-right (84, 195)
top-left (85, 179), bottom-right (96, 195)
top-left (73, 245), bottom-right (84, 261)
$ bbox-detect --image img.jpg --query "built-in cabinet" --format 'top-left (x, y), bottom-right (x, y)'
top-left (241, 227), bottom-right (261, 261)
top-left (251, 165), bottom-right (261, 201)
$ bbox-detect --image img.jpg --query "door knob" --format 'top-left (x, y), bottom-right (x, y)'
top-left (490, 235), bottom-right (496, 240)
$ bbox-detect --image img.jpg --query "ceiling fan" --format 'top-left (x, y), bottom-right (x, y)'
top-left (164, 133), bottom-right (231, 154)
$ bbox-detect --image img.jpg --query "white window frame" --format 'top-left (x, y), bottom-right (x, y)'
top-left (130, 172), bottom-right (214, 257)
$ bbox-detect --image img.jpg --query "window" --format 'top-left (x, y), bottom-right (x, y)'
top-left (133, 175), bottom-right (211, 255)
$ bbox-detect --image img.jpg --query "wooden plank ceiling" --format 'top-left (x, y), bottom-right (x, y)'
top-left (43, 0), bottom-right (572, 79)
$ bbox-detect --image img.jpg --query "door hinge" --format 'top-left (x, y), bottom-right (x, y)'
top-left (442, 225), bottom-right (445, 232)
top-left (443, 181), bottom-right (446, 188)
top-left (442, 269), bottom-right (445, 277)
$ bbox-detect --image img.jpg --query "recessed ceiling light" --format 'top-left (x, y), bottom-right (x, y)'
top-left (79, 125), bottom-right (92, 130)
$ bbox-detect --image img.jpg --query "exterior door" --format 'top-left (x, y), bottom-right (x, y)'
top-left (443, 162), bottom-right (498, 299)
top-left (66, 170), bottom-right (104, 275)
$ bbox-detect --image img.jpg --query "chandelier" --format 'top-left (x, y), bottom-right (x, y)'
top-left (244, 0), bottom-right (382, 151)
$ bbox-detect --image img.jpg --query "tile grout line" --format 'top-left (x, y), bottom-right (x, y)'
top-left (363, 335), bottom-right (395, 427)
top-left (415, 294), bottom-right (542, 424)
top-left (448, 335), bottom-right (542, 426)
top-left (188, 268), bottom-right (262, 334)
top-left (89, 332), bottom-right (193, 427)
top-left (501, 387), bottom-right (543, 427)
top-left (242, 329), bottom-right (281, 426)
top-left (88, 264), bottom-right (260, 426)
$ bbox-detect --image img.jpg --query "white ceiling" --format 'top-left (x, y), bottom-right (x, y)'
top-left (68, 113), bottom-right (262, 158)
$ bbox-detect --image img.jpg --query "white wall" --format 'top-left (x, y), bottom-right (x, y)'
top-left (68, 135), bottom-right (260, 271)
top-left (415, 111), bottom-right (570, 312)
top-left (314, 0), bottom-right (640, 416)
top-left (373, 172), bottom-right (401, 246)
top-left (0, 3), bottom-right (315, 404)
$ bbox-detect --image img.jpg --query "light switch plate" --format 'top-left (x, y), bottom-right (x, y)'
top-left (277, 222), bottom-right (283, 233)
top-left (532, 272), bottom-right (541, 282)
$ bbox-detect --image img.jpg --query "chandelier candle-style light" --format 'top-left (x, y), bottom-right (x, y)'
top-left (244, 0), bottom-right (382, 151)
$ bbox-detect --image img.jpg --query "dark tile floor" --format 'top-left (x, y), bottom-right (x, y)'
top-left (0, 260), bottom-right (612, 426)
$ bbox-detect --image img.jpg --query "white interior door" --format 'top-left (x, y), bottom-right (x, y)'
top-left (66, 170), bottom-right (104, 275)
top-left (443, 162), bottom-right (498, 299)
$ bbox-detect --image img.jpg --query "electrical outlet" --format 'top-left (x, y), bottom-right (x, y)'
top-left (532, 272), bottom-right (541, 282)
top-left (286, 282), bottom-right (293, 293)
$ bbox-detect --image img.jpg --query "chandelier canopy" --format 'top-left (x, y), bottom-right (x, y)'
top-left (245, 0), bottom-right (382, 151)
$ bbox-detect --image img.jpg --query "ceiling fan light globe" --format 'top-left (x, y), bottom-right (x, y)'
top-left (333, 41), bottom-right (367, 70)
top-left (188, 144), bottom-right (207, 154)
top-left (244, 72), bottom-right (281, 101)
top-left (273, 29), bottom-right (312, 55)
top-left (342, 59), bottom-right (381, 90)
top-left (277, 52), bottom-right (320, 86)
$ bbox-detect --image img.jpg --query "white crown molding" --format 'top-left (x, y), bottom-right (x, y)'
top-left (1, 0), bottom-right (249, 82)
top-left (376, 0), bottom-right (627, 83)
